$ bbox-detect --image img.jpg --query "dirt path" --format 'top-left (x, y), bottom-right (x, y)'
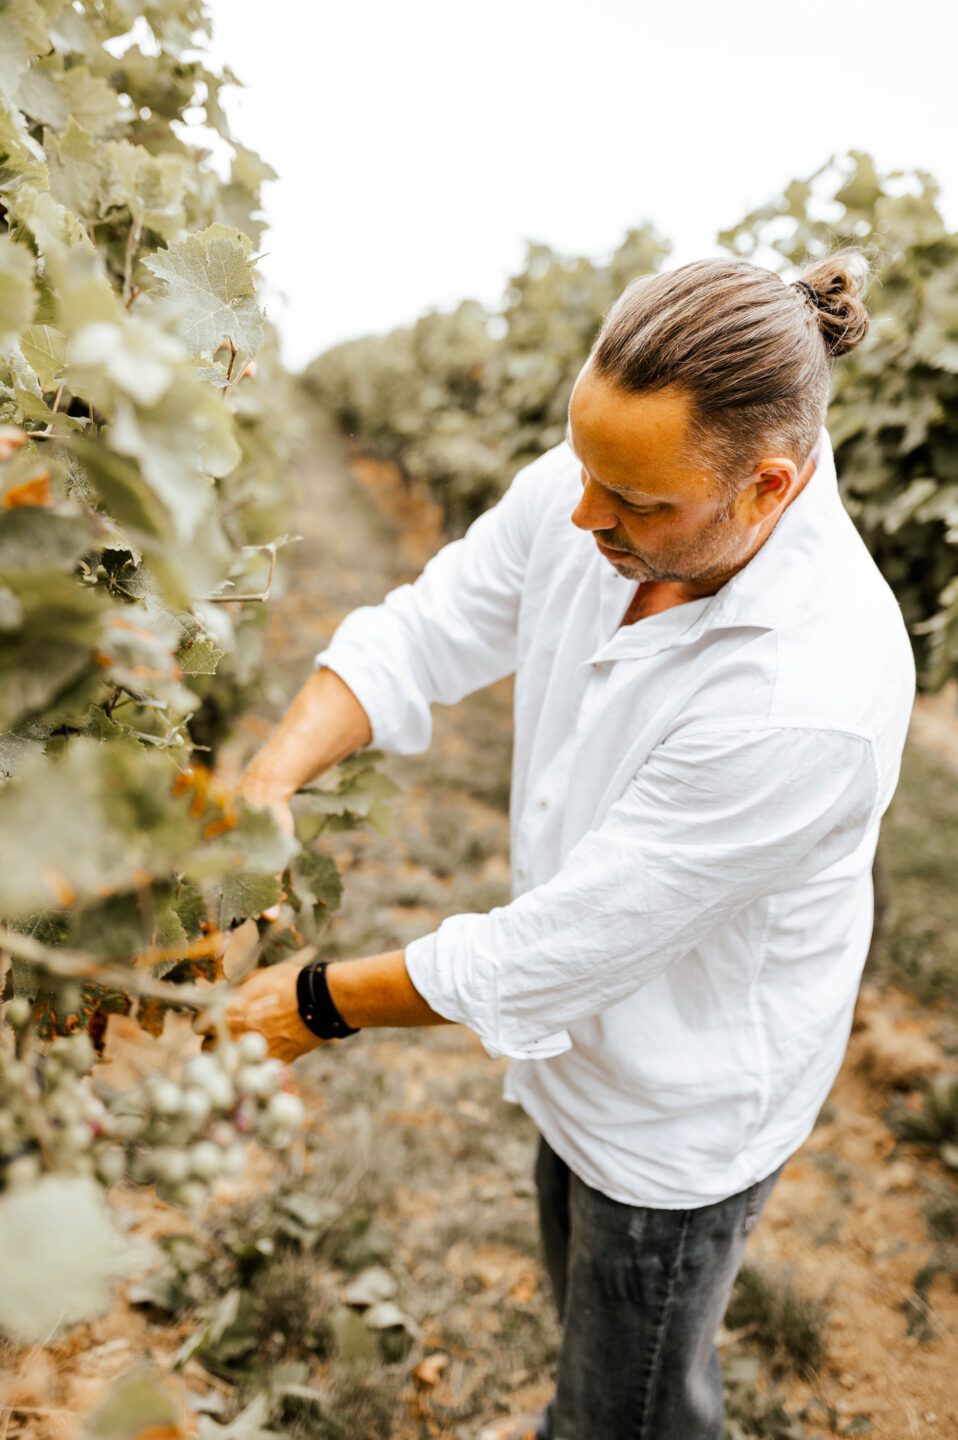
top-left (7, 413), bottom-right (953, 1440)
top-left (221, 410), bottom-right (958, 1439)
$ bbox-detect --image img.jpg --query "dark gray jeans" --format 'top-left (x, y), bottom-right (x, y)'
top-left (532, 1134), bottom-right (787, 1440)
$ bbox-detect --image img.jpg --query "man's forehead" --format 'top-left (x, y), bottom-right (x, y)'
top-left (565, 420), bottom-right (684, 501)
top-left (566, 378), bottom-right (704, 500)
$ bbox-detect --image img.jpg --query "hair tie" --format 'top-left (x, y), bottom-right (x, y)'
top-left (794, 278), bottom-right (817, 306)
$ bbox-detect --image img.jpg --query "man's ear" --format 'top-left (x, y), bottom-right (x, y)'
top-left (748, 458), bottom-right (799, 521)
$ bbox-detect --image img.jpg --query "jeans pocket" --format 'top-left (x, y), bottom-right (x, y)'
top-left (741, 1181), bottom-right (764, 1236)
top-left (740, 1162), bottom-right (785, 1236)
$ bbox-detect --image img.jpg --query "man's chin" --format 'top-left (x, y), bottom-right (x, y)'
top-left (600, 548), bottom-right (652, 580)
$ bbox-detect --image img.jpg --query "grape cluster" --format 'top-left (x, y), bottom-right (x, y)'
top-left (0, 1006), bottom-right (305, 1209)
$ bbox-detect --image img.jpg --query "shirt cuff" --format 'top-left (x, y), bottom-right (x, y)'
top-left (404, 928), bottom-right (573, 1062)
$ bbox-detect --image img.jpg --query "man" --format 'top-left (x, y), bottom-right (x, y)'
top-left (219, 253), bottom-right (916, 1440)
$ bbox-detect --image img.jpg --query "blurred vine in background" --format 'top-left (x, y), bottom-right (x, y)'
top-left (0, 0), bottom-right (395, 1374)
top-left (305, 152), bottom-right (958, 691)
top-left (721, 151), bottom-right (958, 692)
top-left (303, 225), bottom-right (669, 532)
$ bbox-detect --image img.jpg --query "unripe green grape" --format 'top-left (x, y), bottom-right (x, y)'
top-left (231, 1097), bottom-right (258, 1134)
top-left (47, 1089), bottom-right (87, 1125)
top-left (150, 1147), bottom-right (191, 1186)
top-left (221, 1141), bottom-right (247, 1177)
top-left (180, 1085), bottom-right (212, 1126)
top-left (130, 1150), bottom-right (154, 1184)
top-left (184, 1054), bottom-right (220, 1088)
top-left (109, 1112), bottom-right (146, 1142)
top-left (63, 1121), bottom-right (94, 1153)
top-left (217, 1042), bottom-right (241, 1077)
top-left (147, 1077), bottom-right (183, 1117)
top-left (237, 1059), bottom-right (286, 1097)
top-left (209, 1120), bottom-right (235, 1148)
top-left (237, 1031), bottom-right (269, 1064)
top-left (204, 1071), bottom-right (234, 1110)
top-left (58, 983), bottom-right (81, 1016)
top-left (235, 1065), bottom-right (266, 1097)
top-left (183, 1057), bottom-right (233, 1109)
top-left (189, 1140), bottom-right (224, 1181)
top-left (4, 997), bottom-right (31, 1029)
top-left (258, 1118), bottom-right (296, 1149)
top-left (5, 1153), bottom-right (40, 1187)
top-left (173, 1180), bottom-right (207, 1210)
top-left (83, 1095), bottom-right (108, 1131)
top-left (266, 1091), bottom-right (305, 1130)
top-left (57, 1034), bottom-right (95, 1075)
top-left (95, 1147), bottom-right (126, 1185)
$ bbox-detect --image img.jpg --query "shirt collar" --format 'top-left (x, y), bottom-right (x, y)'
top-left (588, 425), bottom-right (842, 664)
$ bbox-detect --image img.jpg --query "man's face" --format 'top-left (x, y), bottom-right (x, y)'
top-left (567, 366), bottom-right (790, 586)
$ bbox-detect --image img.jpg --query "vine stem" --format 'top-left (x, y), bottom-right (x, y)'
top-left (122, 217), bottom-right (142, 306)
top-left (0, 925), bottom-right (225, 1008)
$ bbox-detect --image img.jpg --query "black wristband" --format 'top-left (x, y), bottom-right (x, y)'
top-left (296, 960), bottom-right (360, 1040)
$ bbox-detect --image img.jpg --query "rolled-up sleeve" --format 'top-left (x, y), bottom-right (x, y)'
top-left (313, 452), bottom-right (540, 755)
top-left (404, 723), bottom-right (879, 1060)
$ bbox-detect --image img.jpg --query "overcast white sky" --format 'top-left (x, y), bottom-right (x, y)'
top-left (196, 0), bottom-right (957, 373)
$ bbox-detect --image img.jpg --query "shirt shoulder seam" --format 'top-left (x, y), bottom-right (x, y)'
top-left (674, 720), bottom-right (874, 745)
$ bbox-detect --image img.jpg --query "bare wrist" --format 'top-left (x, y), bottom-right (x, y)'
top-left (238, 762), bottom-right (295, 801)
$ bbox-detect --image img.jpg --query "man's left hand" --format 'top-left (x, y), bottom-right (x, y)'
top-left (198, 959), bottom-right (328, 1064)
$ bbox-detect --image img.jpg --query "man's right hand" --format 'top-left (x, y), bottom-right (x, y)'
top-left (235, 770), bottom-right (296, 839)
top-left (226, 668), bottom-right (372, 847)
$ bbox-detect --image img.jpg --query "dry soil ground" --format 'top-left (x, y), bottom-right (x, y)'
top-left (2, 411), bottom-right (956, 1440)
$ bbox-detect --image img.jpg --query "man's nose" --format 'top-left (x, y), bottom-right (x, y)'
top-left (571, 476), bottom-right (619, 533)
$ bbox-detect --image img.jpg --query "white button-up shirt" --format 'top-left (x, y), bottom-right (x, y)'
top-left (313, 425), bottom-right (916, 1207)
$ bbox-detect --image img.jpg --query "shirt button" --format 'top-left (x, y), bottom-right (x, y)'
top-left (538, 797), bottom-right (549, 809)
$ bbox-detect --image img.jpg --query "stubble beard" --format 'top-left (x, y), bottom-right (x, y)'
top-left (598, 490), bottom-right (744, 585)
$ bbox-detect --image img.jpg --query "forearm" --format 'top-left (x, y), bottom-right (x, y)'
top-left (326, 949), bottom-right (452, 1029)
top-left (240, 665), bottom-right (373, 797)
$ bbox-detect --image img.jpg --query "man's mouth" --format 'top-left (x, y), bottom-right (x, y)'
top-left (596, 537), bottom-right (633, 557)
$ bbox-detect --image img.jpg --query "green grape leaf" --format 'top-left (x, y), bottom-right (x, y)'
top-left (0, 568), bottom-right (103, 731)
top-left (0, 1176), bottom-right (140, 1342)
top-left (19, 321), bottom-right (67, 389)
top-left (0, 506), bottom-right (98, 573)
top-left (109, 377), bottom-right (241, 541)
top-left (0, 98), bottom-right (44, 178)
top-left (176, 634), bottom-right (225, 675)
top-left (230, 142), bottom-right (279, 192)
top-left (81, 1369), bottom-right (183, 1440)
top-left (141, 223), bottom-right (263, 362)
top-left (291, 849), bottom-right (343, 915)
top-left (4, 178), bottom-right (92, 255)
top-left (0, 737), bottom-right (200, 916)
top-left (66, 316), bottom-right (186, 408)
top-left (67, 435), bottom-right (174, 541)
top-left (214, 870), bottom-right (282, 928)
top-left (67, 892), bottom-right (149, 963)
top-left (58, 64), bottom-right (130, 137)
top-left (0, 0), bottom-right (47, 104)
top-left (99, 138), bottom-right (189, 240)
top-left (0, 230), bottom-right (36, 344)
top-left (45, 114), bottom-right (100, 217)
top-left (198, 1392), bottom-right (285, 1440)
top-left (171, 876), bottom-right (207, 938)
